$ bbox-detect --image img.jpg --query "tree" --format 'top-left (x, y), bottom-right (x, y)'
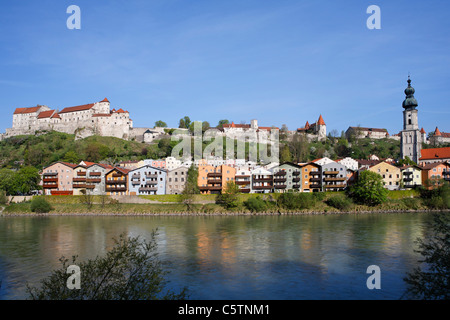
top-left (154, 120), bottom-right (167, 128)
top-left (217, 119), bottom-right (229, 129)
top-left (280, 145), bottom-right (292, 163)
top-left (216, 181), bottom-right (240, 209)
top-left (16, 166), bottom-right (41, 194)
top-left (403, 211), bottom-right (450, 300)
top-left (0, 168), bottom-right (18, 195)
top-left (347, 170), bottom-right (388, 206)
top-left (180, 165), bottom-right (200, 211)
top-left (63, 151), bottom-right (80, 164)
top-left (26, 232), bottom-right (188, 300)
top-left (178, 116), bottom-right (191, 129)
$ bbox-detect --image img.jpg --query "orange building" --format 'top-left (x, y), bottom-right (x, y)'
top-left (105, 167), bottom-right (130, 195)
top-left (41, 161), bottom-right (77, 195)
top-left (420, 161), bottom-right (450, 189)
top-left (299, 162), bottom-right (322, 192)
top-left (198, 164), bottom-right (236, 194)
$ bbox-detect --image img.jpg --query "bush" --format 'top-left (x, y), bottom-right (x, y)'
top-left (326, 195), bottom-right (353, 210)
top-left (420, 184), bottom-right (450, 210)
top-left (402, 198), bottom-right (421, 210)
top-left (348, 170), bottom-right (388, 206)
top-left (277, 193), bottom-right (317, 210)
top-left (26, 232), bottom-right (188, 300)
top-left (243, 196), bottom-right (268, 212)
top-left (30, 196), bottom-right (53, 213)
top-left (0, 190), bottom-right (7, 205)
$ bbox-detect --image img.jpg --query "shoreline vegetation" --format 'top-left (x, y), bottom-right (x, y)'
top-left (1, 189), bottom-right (449, 216)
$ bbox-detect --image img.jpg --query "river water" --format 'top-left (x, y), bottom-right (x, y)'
top-left (0, 212), bottom-right (432, 300)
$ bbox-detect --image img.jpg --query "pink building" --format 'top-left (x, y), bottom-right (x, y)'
top-left (41, 161), bottom-right (77, 195)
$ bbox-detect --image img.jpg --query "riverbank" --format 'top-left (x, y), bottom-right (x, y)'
top-left (1, 190), bottom-right (449, 216)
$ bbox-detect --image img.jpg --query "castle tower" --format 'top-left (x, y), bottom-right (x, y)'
top-left (317, 114), bottom-right (326, 141)
top-left (400, 76), bottom-right (421, 164)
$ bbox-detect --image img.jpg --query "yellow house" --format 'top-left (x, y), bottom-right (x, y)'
top-left (368, 161), bottom-right (401, 190)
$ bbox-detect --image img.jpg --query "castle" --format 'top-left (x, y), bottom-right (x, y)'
top-left (295, 114), bottom-right (327, 141)
top-left (2, 98), bottom-right (134, 140)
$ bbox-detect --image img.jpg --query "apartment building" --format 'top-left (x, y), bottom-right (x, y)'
top-left (321, 161), bottom-right (348, 192)
top-left (105, 167), bottom-right (129, 195)
top-left (300, 162), bottom-right (322, 192)
top-left (166, 166), bottom-right (188, 194)
top-left (198, 165), bottom-right (236, 194)
top-left (399, 165), bottom-right (422, 189)
top-left (420, 162), bottom-right (450, 189)
top-left (272, 163), bottom-right (302, 193)
top-left (41, 161), bottom-right (77, 195)
top-left (251, 168), bottom-right (273, 193)
top-left (235, 168), bottom-right (252, 193)
top-left (128, 165), bottom-right (166, 195)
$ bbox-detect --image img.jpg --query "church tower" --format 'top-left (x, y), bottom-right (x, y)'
top-left (400, 76), bottom-right (421, 164)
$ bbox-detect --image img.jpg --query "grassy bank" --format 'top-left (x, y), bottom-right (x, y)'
top-left (1, 189), bottom-right (446, 216)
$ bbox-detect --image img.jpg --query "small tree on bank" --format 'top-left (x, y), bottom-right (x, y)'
top-left (216, 181), bottom-right (240, 209)
top-left (347, 170), bottom-right (388, 206)
top-left (26, 232), bottom-right (188, 300)
top-left (403, 212), bottom-right (450, 300)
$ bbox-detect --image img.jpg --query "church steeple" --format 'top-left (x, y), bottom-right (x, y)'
top-left (402, 76), bottom-right (418, 109)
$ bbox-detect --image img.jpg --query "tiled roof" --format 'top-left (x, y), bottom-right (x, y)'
top-left (101, 98), bottom-right (109, 103)
top-left (59, 103), bottom-right (95, 114)
top-left (317, 115), bottom-right (325, 126)
top-left (13, 106), bottom-right (42, 114)
top-left (51, 113), bottom-right (61, 119)
top-left (420, 147), bottom-right (450, 160)
top-left (37, 110), bottom-right (56, 119)
top-left (434, 127), bottom-right (441, 136)
top-left (420, 161), bottom-right (450, 170)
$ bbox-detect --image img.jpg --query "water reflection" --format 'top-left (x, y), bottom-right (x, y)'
top-left (0, 213), bottom-right (431, 300)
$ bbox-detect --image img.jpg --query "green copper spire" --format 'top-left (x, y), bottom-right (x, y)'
top-left (402, 76), bottom-right (418, 109)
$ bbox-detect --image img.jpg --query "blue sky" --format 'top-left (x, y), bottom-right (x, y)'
top-left (0, 0), bottom-right (449, 136)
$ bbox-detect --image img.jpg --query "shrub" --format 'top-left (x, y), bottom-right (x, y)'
top-left (244, 196), bottom-right (268, 212)
top-left (326, 195), bottom-right (353, 210)
top-left (277, 193), bottom-right (316, 210)
top-left (348, 170), bottom-right (388, 206)
top-left (30, 196), bottom-right (53, 213)
top-left (402, 198), bottom-right (421, 210)
top-left (0, 190), bottom-right (7, 205)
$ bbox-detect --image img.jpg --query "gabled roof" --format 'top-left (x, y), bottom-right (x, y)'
top-left (43, 161), bottom-right (78, 170)
top-left (51, 113), bottom-right (61, 119)
top-left (14, 106), bottom-right (42, 114)
top-left (37, 110), bottom-right (56, 119)
top-left (420, 161), bottom-right (450, 170)
top-left (115, 108), bottom-right (128, 113)
top-left (59, 103), bottom-right (95, 114)
top-left (420, 147), bottom-right (450, 160)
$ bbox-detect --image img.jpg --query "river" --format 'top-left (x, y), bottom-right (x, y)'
top-left (0, 212), bottom-right (432, 300)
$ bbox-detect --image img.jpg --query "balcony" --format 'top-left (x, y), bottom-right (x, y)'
top-left (310, 171), bottom-right (320, 176)
top-left (403, 171), bottom-right (413, 175)
top-left (43, 184), bottom-right (58, 189)
top-left (324, 184), bottom-right (346, 189)
top-left (274, 185), bottom-right (287, 189)
top-left (85, 184), bottom-right (95, 189)
top-left (310, 178), bottom-right (321, 182)
top-left (292, 177), bottom-right (300, 182)
top-left (323, 171), bottom-right (339, 175)
top-left (106, 180), bottom-right (126, 185)
top-left (253, 177), bottom-right (273, 182)
top-left (86, 178), bottom-right (101, 183)
top-left (77, 171), bottom-right (86, 176)
top-left (145, 174), bottom-right (158, 179)
top-left (293, 171), bottom-right (300, 176)
top-left (293, 184), bottom-right (301, 189)
top-left (89, 172), bottom-right (102, 177)
top-left (310, 183), bottom-right (321, 188)
top-left (43, 172), bottom-right (58, 176)
top-left (112, 173), bottom-right (124, 178)
top-left (324, 177), bottom-right (346, 182)
top-left (199, 186), bottom-right (222, 191)
top-left (207, 179), bottom-right (222, 185)
top-left (145, 181), bottom-right (158, 186)
top-left (274, 178), bottom-right (287, 183)
top-left (73, 178), bottom-right (86, 182)
top-left (73, 184), bottom-right (87, 189)
top-left (207, 172), bottom-right (222, 178)
top-left (274, 171), bottom-right (286, 176)
top-left (139, 187), bottom-right (158, 192)
top-left (403, 177), bottom-right (413, 182)
top-left (239, 188), bottom-right (250, 193)
top-left (235, 180), bottom-right (250, 185)
top-left (235, 175), bottom-right (250, 179)
top-left (253, 185), bottom-right (273, 190)
top-left (43, 178), bottom-right (58, 183)
top-left (106, 187), bottom-right (127, 192)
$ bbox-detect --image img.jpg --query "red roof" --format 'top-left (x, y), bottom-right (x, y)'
top-left (420, 147), bottom-right (450, 160)
top-left (305, 121), bottom-right (310, 129)
top-left (37, 110), bottom-right (56, 119)
top-left (420, 162), bottom-right (450, 170)
top-left (317, 115), bottom-right (325, 126)
top-left (13, 106), bottom-right (42, 114)
top-left (51, 113), bottom-right (61, 119)
top-left (115, 108), bottom-right (128, 113)
top-left (420, 127), bottom-right (426, 134)
top-left (59, 103), bottom-right (95, 114)
top-left (434, 127), bottom-right (442, 136)
top-left (101, 98), bottom-right (109, 103)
